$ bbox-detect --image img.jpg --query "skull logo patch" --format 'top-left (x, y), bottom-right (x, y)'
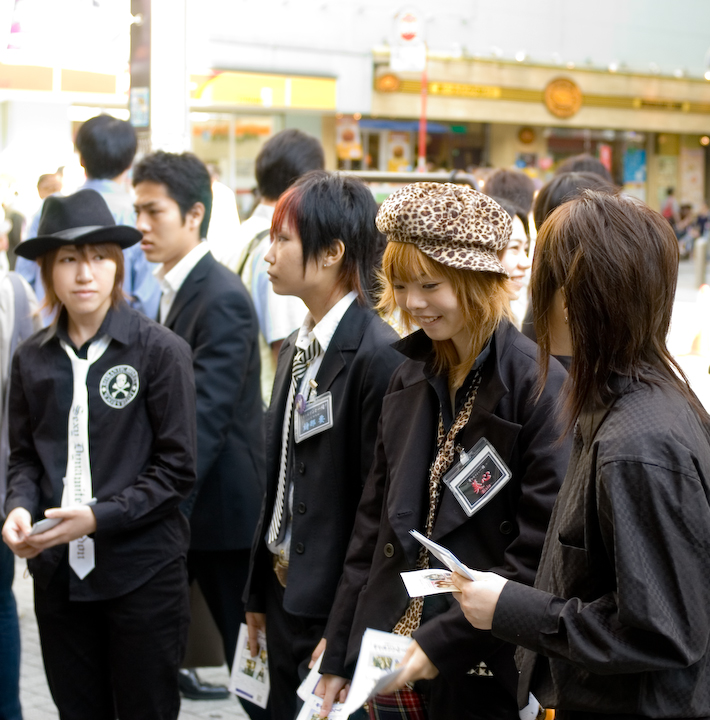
top-left (100, 365), bottom-right (139, 409)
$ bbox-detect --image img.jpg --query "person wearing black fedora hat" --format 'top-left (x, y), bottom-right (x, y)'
top-left (2, 188), bottom-right (198, 720)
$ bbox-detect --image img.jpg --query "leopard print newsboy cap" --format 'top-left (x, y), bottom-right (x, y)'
top-left (376, 182), bottom-right (512, 274)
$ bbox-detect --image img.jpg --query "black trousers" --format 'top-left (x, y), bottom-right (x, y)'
top-left (188, 548), bottom-right (270, 720)
top-left (264, 568), bottom-right (326, 720)
top-left (34, 556), bottom-right (190, 720)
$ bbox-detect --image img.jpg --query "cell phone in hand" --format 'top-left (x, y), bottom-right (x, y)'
top-left (29, 517), bottom-right (63, 535)
top-left (28, 498), bottom-right (97, 536)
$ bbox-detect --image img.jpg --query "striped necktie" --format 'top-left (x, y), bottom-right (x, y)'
top-left (267, 336), bottom-right (322, 544)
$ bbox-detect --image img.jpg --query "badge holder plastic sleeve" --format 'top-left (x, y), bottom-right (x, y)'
top-left (442, 437), bottom-right (512, 518)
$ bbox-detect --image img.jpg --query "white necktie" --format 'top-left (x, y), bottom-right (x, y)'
top-left (60, 334), bottom-right (111, 579)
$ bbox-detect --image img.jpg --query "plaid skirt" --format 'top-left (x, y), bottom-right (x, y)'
top-left (368, 688), bottom-right (428, 720)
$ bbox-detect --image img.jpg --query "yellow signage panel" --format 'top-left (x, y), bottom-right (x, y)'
top-left (429, 82), bottom-right (501, 99)
top-left (290, 76), bottom-right (337, 110)
top-left (193, 71), bottom-right (336, 111)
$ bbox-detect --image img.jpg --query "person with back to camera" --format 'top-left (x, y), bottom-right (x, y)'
top-left (316, 183), bottom-right (571, 720)
top-left (223, 129), bottom-right (324, 403)
top-left (243, 170), bottom-right (403, 719)
top-left (1, 189), bottom-right (197, 720)
top-left (75, 114), bottom-right (161, 318)
top-left (452, 191), bottom-right (710, 720)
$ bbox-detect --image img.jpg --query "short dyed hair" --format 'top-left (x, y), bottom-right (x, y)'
top-left (532, 190), bottom-right (705, 430)
top-left (39, 243), bottom-right (125, 319)
top-left (75, 115), bottom-right (137, 180)
top-left (378, 242), bottom-right (512, 388)
top-left (271, 170), bottom-right (383, 305)
top-left (133, 151), bottom-right (213, 238)
top-left (256, 129), bottom-right (324, 201)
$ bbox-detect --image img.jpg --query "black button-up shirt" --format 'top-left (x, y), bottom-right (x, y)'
top-left (5, 302), bottom-right (197, 601)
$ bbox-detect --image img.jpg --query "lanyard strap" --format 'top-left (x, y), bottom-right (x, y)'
top-left (393, 368), bottom-right (483, 638)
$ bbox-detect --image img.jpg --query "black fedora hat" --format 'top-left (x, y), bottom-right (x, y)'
top-left (15, 189), bottom-right (142, 260)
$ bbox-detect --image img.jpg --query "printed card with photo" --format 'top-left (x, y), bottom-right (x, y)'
top-left (400, 568), bottom-right (457, 597)
top-left (229, 622), bottom-right (269, 709)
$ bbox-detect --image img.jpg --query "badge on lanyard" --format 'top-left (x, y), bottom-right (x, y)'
top-left (442, 437), bottom-right (512, 517)
top-left (294, 380), bottom-right (334, 443)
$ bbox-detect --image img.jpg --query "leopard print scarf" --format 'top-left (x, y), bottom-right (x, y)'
top-left (392, 368), bottom-right (483, 637)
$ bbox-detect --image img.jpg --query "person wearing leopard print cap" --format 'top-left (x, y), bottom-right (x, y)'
top-left (316, 182), bottom-right (571, 720)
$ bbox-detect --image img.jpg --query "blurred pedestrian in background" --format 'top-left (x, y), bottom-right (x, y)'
top-left (0, 262), bottom-right (40, 720)
top-left (223, 129), bottom-right (324, 403)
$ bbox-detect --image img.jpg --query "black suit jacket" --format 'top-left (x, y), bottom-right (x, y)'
top-left (321, 322), bottom-right (571, 705)
top-left (244, 301), bottom-right (403, 620)
top-left (165, 251), bottom-right (265, 551)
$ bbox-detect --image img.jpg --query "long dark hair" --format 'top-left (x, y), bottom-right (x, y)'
top-left (532, 190), bottom-right (707, 431)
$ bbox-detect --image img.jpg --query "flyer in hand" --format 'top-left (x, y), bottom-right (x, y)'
top-left (400, 568), bottom-right (457, 597)
top-left (229, 623), bottom-right (270, 709)
top-left (409, 529), bottom-right (476, 581)
top-left (296, 629), bottom-right (412, 718)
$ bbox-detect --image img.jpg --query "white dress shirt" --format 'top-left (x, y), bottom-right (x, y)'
top-left (154, 242), bottom-right (211, 323)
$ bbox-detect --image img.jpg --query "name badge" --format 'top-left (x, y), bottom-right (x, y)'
top-left (442, 437), bottom-right (512, 517)
top-left (294, 391), bottom-right (334, 443)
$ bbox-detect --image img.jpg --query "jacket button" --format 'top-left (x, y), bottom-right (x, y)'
top-left (500, 521), bottom-right (513, 535)
top-left (297, 502), bottom-right (306, 514)
top-left (383, 543), bottom-right (395, 558)
top-left (295, 542), bottom-right (305, 554)
top-left (298, 462), bottom-right (306, 475)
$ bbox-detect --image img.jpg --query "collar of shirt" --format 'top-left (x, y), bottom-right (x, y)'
top-left (251, 203), bottom-right (275, 224)
top-left (154, 242), bottom-right (211, 323)
top-left (295, 290), bottom-right (358, 354)
top-left (82, 178), bottom-right (123, 196)
top-left (41, 303), bottom-right (132, 356)
top-left (81, 179), bottom-right (136, 227)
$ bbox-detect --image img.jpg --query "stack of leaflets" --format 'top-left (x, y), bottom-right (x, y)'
top-left (296, 629), bottom-right (412, 719)
top-left (228, 623), bottom-right (270, 709)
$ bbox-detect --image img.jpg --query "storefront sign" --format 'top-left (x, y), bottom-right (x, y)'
top-left (544, 78), bottom-right (583, 118)
top-left (429, 82), bottom-right (501, 99)
top-left (336, 116), bottom-right (363, 161)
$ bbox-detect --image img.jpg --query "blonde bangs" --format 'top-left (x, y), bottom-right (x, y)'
top-left (376, 241), bottom-right (513, 388)
top-left (376, 242), bottom-right (447, 333)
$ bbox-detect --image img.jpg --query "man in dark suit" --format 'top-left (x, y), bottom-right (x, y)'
top-left (133, 152), bottom-right (267, 719)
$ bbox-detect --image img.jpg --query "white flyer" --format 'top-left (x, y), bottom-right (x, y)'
top-left (228, 622), bottom-right (270, 709)
top-left (340, 629), bottom-right (412, 715)
top-left (296, 693), bottom-right (348, 720)
top-left (400, 568), bottom-right (457, 597)
top-left (297, 652), bottom-right (324, 701)
top-left (409, 529), bottom-right (476, 581)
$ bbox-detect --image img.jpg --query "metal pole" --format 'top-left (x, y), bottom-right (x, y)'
top-left (417, 54), bottom-right (427, 172)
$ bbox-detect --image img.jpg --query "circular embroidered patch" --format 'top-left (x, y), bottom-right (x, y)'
top-left (100, 365), bottom-right (139, 409)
